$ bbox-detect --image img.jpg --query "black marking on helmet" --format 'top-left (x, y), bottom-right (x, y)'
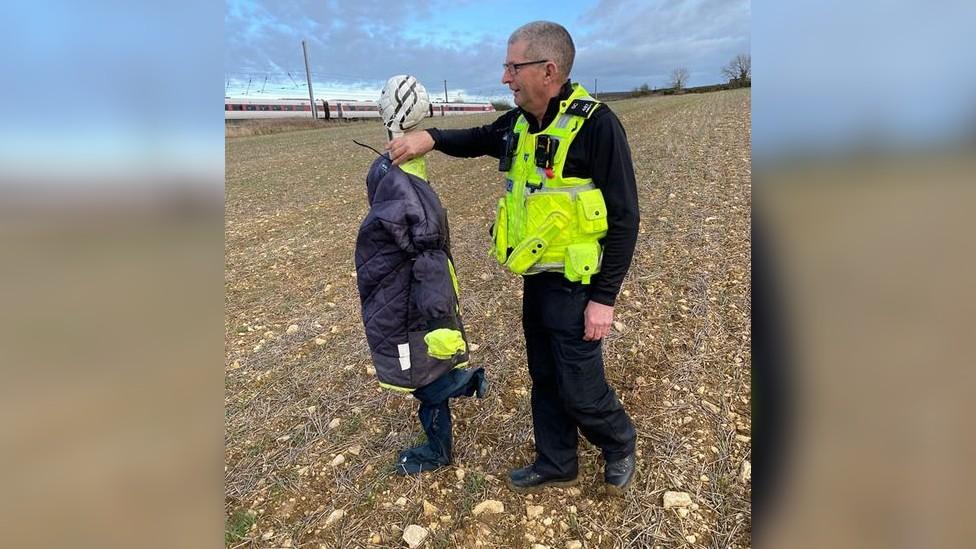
top-left (393, 77), bottom-right (419, 129)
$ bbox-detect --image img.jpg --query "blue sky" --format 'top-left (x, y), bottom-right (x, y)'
top-left (224, 0), bottom-right (751, 102)
top-left (752, 0), bottom-right (976, 159)
top-left (8, 0), bottom-right (973, 183)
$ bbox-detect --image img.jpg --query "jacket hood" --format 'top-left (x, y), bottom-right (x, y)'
top-left (365, 153), bottom-right (393, 205)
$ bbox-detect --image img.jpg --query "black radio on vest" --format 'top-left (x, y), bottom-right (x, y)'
top-left (498, 130), bottom-right (518, 172)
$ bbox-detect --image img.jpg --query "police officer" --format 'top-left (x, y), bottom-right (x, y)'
top-left (387, 21), bottom-right (639, 494)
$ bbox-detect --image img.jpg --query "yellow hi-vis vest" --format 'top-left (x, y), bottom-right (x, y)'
top-left (491, 83), bottom-right (608, 284)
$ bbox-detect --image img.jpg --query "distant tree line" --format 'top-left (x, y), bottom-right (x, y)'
top-left (721, 54), bottom-right (751, 88)
top-left (628, 53), bottom-right (750, 98)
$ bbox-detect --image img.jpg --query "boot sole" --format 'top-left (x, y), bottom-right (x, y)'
top-left (505, 476), bottom-right (579, 494)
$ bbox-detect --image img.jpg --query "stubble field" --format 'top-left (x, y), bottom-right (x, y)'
top-left (225, 88), bottom-right (751, 548)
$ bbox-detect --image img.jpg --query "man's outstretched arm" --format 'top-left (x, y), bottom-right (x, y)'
top-left (386, 110), bottom-right (519, 165)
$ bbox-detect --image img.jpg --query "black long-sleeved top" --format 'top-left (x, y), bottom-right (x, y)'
top-left (426, 81), bottom-right (639, 306)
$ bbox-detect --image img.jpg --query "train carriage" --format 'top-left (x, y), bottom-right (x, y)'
top-left (225, 97), bottom-right (494, 121)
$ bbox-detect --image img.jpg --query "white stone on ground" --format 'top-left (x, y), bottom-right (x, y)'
top-left (324, 509), bottom-right (345, 527)
top-left (402, 525), bottom-right (428, 548)
top-left (740, 460), bottom-right (752, 483)
top-left (663, 491), bottom-right (693, 508)
top-left (472, 500), bottom-right (504, 516)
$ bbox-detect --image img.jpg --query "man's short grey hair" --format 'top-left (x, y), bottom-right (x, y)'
top-left (509, 21), bottom-right (575, 79)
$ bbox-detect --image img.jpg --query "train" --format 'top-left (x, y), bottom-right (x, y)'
top-left (225, 97), bottom-right (495, 120)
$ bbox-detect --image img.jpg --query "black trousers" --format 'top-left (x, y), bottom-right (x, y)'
top-left (522, 272), bottom-right (636, 477)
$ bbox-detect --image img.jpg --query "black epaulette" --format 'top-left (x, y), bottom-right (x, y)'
top-left (565, 99), bottom-right (601, 118)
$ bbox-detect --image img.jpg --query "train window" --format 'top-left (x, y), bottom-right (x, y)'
top-left (225, 104), bottom-right (230, 111)
top-left (246, 105), bottom-right (256, 111)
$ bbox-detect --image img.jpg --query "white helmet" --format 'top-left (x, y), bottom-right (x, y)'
top-left (378, 74), bottom-right (430, 133)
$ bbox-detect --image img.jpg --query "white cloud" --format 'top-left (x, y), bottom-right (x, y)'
top-left (225, 0), bottom-right (750, 98)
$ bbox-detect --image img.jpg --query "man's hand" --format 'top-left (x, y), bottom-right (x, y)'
top-left (386, 131), bottom-right (435, 166)
top-left (583, 300), bottom-right (614, 341)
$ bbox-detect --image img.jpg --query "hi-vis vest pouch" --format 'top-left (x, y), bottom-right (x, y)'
top-left (492, 83), bottom-right (608, 284)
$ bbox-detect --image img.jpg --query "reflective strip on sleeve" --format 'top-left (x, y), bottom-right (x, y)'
top-left (398, 342), bottom-right (411, 370)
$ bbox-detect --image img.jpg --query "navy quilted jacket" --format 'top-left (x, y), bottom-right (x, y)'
top-left (355, 153), bottom-right (469, 390)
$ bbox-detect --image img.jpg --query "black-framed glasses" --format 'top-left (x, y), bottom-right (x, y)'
top-left (502, 59), bottom-right (549, 75)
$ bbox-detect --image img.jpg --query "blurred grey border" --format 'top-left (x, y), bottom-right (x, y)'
top-left (0, 2), bottom-right (223, 548)
top-left (754, 1), bottom-right (975, 548)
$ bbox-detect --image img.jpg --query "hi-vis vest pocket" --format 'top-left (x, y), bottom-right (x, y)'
top-left (504, 210), bottom-right (570, 274)
top-left (493, 198), bottom-right (508, 263)
top-left (525, 191), bottom-right (574, 238)
top-left (576, 189), bottom-right (608, 235)
top-left (564, 242), bottom-right (601, 284)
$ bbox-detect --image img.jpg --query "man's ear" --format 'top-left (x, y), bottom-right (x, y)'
top-left (545, 62), bottom-right (557, 80)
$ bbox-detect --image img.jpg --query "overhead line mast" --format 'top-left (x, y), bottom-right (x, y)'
top-left (302, 40), bottom-right (318, 119)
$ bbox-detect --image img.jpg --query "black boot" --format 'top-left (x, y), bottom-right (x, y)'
top-left (506, 464), bottom-right (578, 493)
top-left (604, 452), bottom-right (637, 495)
top-left (394, 444), bottom-right (451, 475)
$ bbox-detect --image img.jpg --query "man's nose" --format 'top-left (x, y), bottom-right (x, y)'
top-left (501, 70), bottom-right (512, 85)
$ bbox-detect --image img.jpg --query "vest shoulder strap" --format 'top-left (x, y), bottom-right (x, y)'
top-left (564, 98), bottom-right (601, 119)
